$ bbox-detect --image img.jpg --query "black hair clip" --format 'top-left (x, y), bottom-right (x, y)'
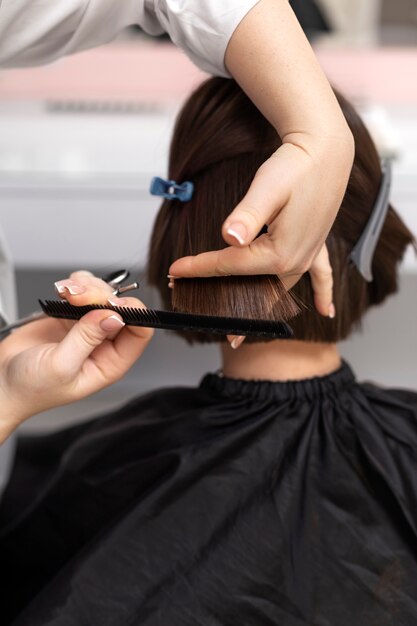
top-left (150, 177), bottom-right (194, 202)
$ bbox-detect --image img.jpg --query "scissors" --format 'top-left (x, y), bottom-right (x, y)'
top-left (0, 269), bottom-right (139, 341)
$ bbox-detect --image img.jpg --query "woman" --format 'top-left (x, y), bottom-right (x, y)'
top-left (0, 77), bottom-right (415, 625)
top-left (0, 0), bottom-right (354, 436)
top-left (0, 0), bottom-right (353, 513)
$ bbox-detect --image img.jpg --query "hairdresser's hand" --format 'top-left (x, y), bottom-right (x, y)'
top-left (169, 140), bottom-right (351, 318)
top-left (0, 271), bottom-right (153, 443)
top-left (169, 0), bottom-right (355, 318)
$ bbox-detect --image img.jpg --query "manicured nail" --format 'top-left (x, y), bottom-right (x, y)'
top-left (226, 223), bottom-right (247, 246)
top-left (54, 280), bottom-right (86, 296)
top-left (167, 274), bottom-right (177, 279)
top-left (100, 315), bottom-right (125, 332)
top-left (231, 336), bottom-right (245, 350)
top-left (168, 282), bottom-right (174, 289)
top-left (328, 303), bottom-right (336, 319)
top-left (107, 298), bottom-right (129, 307)
top-left (54, 280), bottom-right (71, 294)
top-left (66, 284), bottom-right (87, 295)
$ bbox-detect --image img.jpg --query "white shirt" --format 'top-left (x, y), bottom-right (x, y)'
top-left (0, 0), bottom-right (260, 76)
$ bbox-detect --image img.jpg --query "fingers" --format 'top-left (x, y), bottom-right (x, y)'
top-left (169, 237), bottom-right (334, 319)
top-left (54, 271), bottom-right (114, 306)
top-left (52, 309), bottom-right (127, 380)
top-left (53, 300), bottom-right (153, 383)
top-left (308, 244), bottom-right (335, 318)
top-left (226, 335), bottom-right (246, 349)
top-left (54, 270), bottom-right (153, 340)
top-left (221, 153), bottom-right (290, 247)
top-left (52, 272), bottom-right (154, 383)
top-left (169, 234), bottom-right (279, 278)
top-left (105, 296), bottom-right (154, 369)
top-left (107, 295), bottom-right (154, 342)
top-left (75, 294), bottom-right (153, 390)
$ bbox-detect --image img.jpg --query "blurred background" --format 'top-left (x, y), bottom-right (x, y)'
top-left (0, 0), bottom-right (416, 431)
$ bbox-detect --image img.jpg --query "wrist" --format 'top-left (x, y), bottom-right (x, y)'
top-left (283, 117), bottom-right (354, 149)
top-left (282, 124), bottom-right (355, 169)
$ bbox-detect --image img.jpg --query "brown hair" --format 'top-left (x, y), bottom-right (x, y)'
top-left (148, 77), bottom-right (415, 344)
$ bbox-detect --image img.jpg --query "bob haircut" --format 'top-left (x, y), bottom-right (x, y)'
top-left (148, 77), bottom-right (415, 344)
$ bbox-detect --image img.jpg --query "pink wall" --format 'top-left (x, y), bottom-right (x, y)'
top-left (0, 42), bottom-right (416, 104)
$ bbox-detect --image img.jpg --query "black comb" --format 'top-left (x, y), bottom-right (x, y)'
top-left (39, 300), bottom-right (293, 339)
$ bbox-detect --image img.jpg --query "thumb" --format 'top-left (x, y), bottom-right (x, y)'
top-left (222, 152), bottom-right (290, 247)
top-left (52, 310), bottom-right (125, 380)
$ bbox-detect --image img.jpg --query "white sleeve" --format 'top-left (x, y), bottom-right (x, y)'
top-left (0, 0), bottom-right (261, 76)
top-left (147, 0), bottom-right (262, 77)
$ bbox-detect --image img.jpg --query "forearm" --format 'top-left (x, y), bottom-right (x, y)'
top-left (225, 0), bottom-right (354, 148)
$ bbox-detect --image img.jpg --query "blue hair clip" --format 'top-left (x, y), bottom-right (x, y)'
top-left (150, 177), bottom-right (194, 202)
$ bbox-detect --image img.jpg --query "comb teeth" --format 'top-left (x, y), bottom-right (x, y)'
top-left (39, 300), bottom-right (293, 339)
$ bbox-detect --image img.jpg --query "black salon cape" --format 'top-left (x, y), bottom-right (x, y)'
top-left (1, 362), bottom-right (417, 626)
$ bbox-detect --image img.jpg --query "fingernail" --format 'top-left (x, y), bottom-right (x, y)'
top-left (226, 223), bottom-right (247, 246)
top-left (66, 284), bottom-right (87, 295)
top-left (167, 274), bottom-right (177, 279)
top-left (231, 336), bottom-right (245, 350)
top-left (107, 298), bottom-right (129, 307)
top-left (54, 280), bottom-right (71, 294)
top-left (100, 315), bottom-right (125, 332)
top-left (54, 280), bottom-right (86, 296)
top-left (328, 303), bottom-right (336, 319)
top-left (168, 282), bottom-right (175, 289)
